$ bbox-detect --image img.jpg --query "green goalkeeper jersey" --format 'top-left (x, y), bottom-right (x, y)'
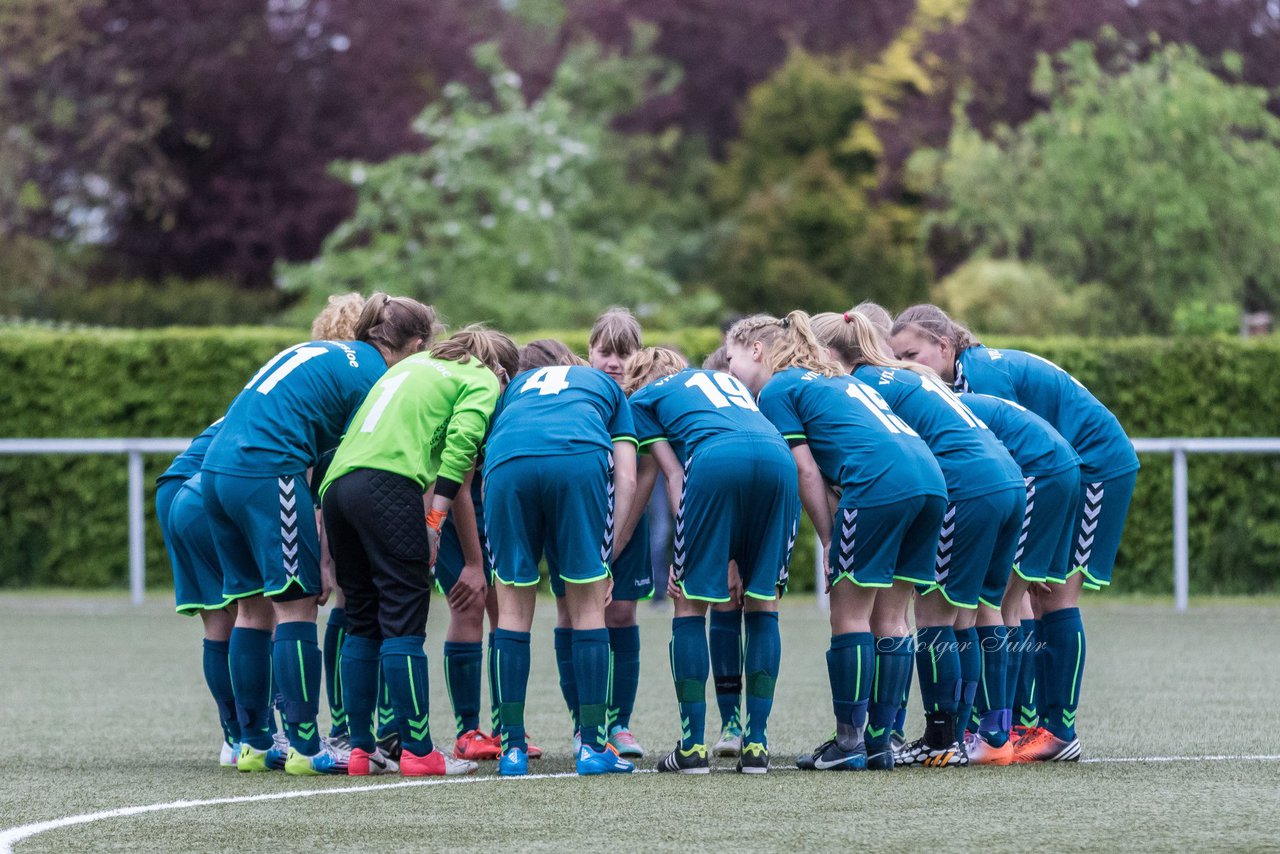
top-left (320, 353), bottom-right (500, 499)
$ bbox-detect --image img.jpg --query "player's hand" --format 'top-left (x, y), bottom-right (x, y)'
top-left (318, 556), bottom-right (336, 607)
top-left (820, 542), bottom-right (833, 594)
top-left (427, 527), bottom-right (441, 572)
top-left (727, 561), bottom-right (743, 607)
top-left (666, 564), bottom-right (681, 600)
top-left (448, 563), bottom-right (486, 612)
top-left (1030, 581), bottom-right (1053, 595)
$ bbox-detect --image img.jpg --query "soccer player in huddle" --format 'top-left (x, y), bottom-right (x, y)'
top-left (700, 346), bottom-right (747, 757)
top-left (725, 312), bottom-right (947, 771)
top-left (484, 338), bottom-right (639, 776)
top-left (320, 326), bottom-right (516, 776)
top-left (623, 347), bottom-right (800, 774)
top-left (891, 305), bottom-right (1139, 762)
top-left (582, 309), bottom-right (651, 758)
top-left (202, 293), bottom-right (435, 775)
top-left (952, 391), bottom-right (1081, 762)
top-left (812, 309), bottom-right (1025, 768)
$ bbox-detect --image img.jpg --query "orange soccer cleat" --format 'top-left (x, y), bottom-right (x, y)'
top-left (1010, 726), bottom-right (1081, 763)
top-left (453, 729), bottom-right (501, 761)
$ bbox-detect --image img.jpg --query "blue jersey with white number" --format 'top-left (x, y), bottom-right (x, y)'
top-left (484, 366), bottom-right (636, 473)
top-left (854, 365), bottom-right (1022, 501)
top-left (956, 346), bottom-right (1139, 481)
top-left (629, 369), bottom-right (785, 463)
top-left (960, 393), bottom-right (1081, 479)
top-left (203, 340), bottom-right (386, 476)
top-left (758, 368), bottom-right (945, 506)
top-left (157, 419), bottom-right (223, 485)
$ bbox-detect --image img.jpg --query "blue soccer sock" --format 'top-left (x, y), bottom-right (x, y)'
top-left (1004, 622), bottom-right (1024, 717)
top-left (743, 611), bottom-right (781, 750)
top-left (381, 635), bottom-right (433, 756)
top-left (553, 627), bottom-right (579, 731)
top-left (868, 636), bottom-right (912, 751)
top-left (494, 628), bottom-right (531, 752)
top-left (229, 627), bottom-right (274, 750)
top-left (443, 640), bottom-right (483, 737)
top-left (202, 639), bottom-right (240, 747)
top-left (1017, 618), bottom-right (1041, 728)
top-left (375, 663), bottom-right (398, 740)
top-left (273, 621), bottom-right (323, 756)
top-left (339, 635), bottom-right (380, 752)
top-left (893, 664), bottom-right (912, 741)
top-left (954, 626), bottom-right (980, 742)
top-left (1041, 607), bottom-right (1086, 741)
top-left (607, 625), bottom-right (641, 731)
top-left (669, 616), bottom-right (709, 750)
top-left (976, 624), bottom-right (1011, 746)
top-left (708, 608), bottom-right (743, 730)
top-left (915, 625), bottom-right (961, 717)
top-left (574, 628), bottom-right (611, 752)
top-left (323, 608), bottom-right (347, 737)
top-left (486, 631), bottom-right (499, 735)
top-left (827, 632), bottom-right (873, 748)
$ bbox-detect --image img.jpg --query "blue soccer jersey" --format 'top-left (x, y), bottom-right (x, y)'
top-left (960, 393), bottom-right (1081, 478)
top-left (484, 366), bottom-right (636, 471)
top-left (203, 340), bottom-right (386, 476)
top-left (757, 367), bottom-right (945, 507)
top-left (629, 368), bottom-right (785, 462)
top-left (157, 419), bottom-right (223, 485)
top-left (853, 365), bottom-right (1023, 501)
top-left (955, 346), bottom-right (1139, 482)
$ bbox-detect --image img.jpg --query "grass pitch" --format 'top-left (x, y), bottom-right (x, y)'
top-left (2, 593), bottom-right (1279, 852)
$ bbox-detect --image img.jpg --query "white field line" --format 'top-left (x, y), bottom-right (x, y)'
top-left (4, 756), bottom-right (1280, 852)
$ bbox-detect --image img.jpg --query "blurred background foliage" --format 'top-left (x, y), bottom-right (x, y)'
top-left (3, 0), bottom-right (1280, 332)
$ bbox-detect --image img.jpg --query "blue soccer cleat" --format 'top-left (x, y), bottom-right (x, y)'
top-left (499, 746), bottom-right (529, 777)
top-left (576, 744), bottom-right (635, 775)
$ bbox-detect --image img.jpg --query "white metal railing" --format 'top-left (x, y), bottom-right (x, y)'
top-left (0, 438), bottom-right (191, 605)
top-left (810, 437), bottom-right (1280, 614)
top-left (2, 436), bottom-right (1280, 609)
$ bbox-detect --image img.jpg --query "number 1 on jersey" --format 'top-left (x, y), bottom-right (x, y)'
top-left (685, 372), bottom-right (759, 411)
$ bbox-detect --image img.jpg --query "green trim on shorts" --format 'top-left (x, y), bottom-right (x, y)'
top-left (562, 570), bottom-right (611, 585)
top-left (743, 589), bottom-right (778, 602)
top-left (1012, 563), bottom-right (1049, 583)
top-left (830, 573), bottom-right (893, 590)
top-left (977, 596), bottom-right (1004, 610)
top-left (265, 577), bottom-right (311, 598)
top-left (175, 598), bottom-right (233, 616)
top-left (922, 583), bottom-right (979, 611)
top-left (893, 573), bottom-right (935, 586)
top-left (1081, 567), bottom-right (1109, 588)
top-left (223, 587), bottom-right (266, 603)
top-left (494, 572), bottom-right (541, 589)
top-left (677, 581), bottom-right (732, 604)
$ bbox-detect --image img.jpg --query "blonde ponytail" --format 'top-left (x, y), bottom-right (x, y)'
top-left (812, 309), bottom-right (931, 375)
top-left (725, 311), bottom-right (842, 378)
top-left (622, 347), bottom-right (688, 394)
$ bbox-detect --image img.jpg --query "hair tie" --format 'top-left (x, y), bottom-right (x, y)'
top-left (843, 311), bottom-right (853, 323)
top-left (780, 316), bottom-right (791, 329)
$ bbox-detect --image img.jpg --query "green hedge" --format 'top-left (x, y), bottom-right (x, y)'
top-left (2, 328), bottom-right (1279, 594)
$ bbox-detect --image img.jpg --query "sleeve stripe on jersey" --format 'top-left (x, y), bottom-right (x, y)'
top-left (612, 434), bottom-right (639, 447)
top-left (637, 436), bottom-right (665, 449)
top-left (783, 432), bottom-right (807, 441)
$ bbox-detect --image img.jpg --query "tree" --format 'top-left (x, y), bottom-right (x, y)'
top-left (914, 41), bottom-right (1280, 333)
top-left (280, 32), bottom-right (714, 331)
top-left (705, 49), bottom-right (928, 316)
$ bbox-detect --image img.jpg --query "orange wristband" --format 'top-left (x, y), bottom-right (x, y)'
top-left (425, 508), bottom-right (447, 532)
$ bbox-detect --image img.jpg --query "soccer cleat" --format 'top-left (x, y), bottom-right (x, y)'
top-left (577, 743), bottom-right (635, 775)
top-left (377, 730), bottom-right (402, 762)
top-left (347, 746), bottom-right (400, 776)
top-left (1009, 724), bottom-right (1031, 745)
top-left (326, 732), bottom-right (352, 757)
top-left (736, 742), bottom-right (769, 774)
top-left (527, 736), bottom-right (543, 760)
top-left (890, 732), bottom-right (906, 753)
top-left (608, 726), bottom-right (645, 758)
top-left (713, 723), bottom-right (743, 757)
top-left (236, 741), bottom-right (287, 773)
top-left (454, 729), bottom-right (501, 761)
top-left (798, 738), bottom-right (866, 772)
top-left (1011, 727), bottom-right (1081, 763)
top-left (498, 746), bottom-right (529, 777)
top-left (284, 744), bottom-right (349, 776)
top-left (400, 747), bottom-right (478, 777)
top-left (219, 740), bottom-right (237, 768)
top-left (965, 732), bottom-right (1015, 766)
top-left (895, 736), bottom-right (968, 768)
top-left (656, 743), bottom-right (710, 775)
top-left (866, 742), bottom-right (895, 771)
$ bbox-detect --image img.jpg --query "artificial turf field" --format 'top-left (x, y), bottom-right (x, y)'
top-left (2, 593), bottom-right (1279, 852)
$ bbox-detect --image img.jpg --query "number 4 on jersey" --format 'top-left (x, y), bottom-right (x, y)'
top-left (522, 366), bottom-right (572, 396)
